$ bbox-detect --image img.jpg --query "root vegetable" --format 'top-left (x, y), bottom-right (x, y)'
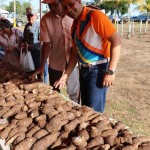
top-left (17, 117), bottom-right (32, 127)
top-left (2, 101), bottom-right (17, 107)
top-left (64, 118), bottom-right (80, 132)
top-left (5, 95), bottom-right (15, 102)
top-left (33, 129), bottom-right (49, 139)
top-left (114, 121), bottom-right (126, 132)
top-left (0, 107), bottom-right (10, 117)
top-left (27, 101), bottom-right (41, 109)
top-left (0, 123), bottom-right (9, 131)
top-left (24, 94), bottom-right (36, 100)
top-left (72, 136), bottom-right (87, 147)
top-left (51, 131), bottom-right (69, 148)
top-left (0, 124), bottom-right (16, 139)
top-left (3, 106), bottom-right (21, 118)
top-left (86, 136), bottom-right (104, 148)
top-left (101, 129), bottom-right (118, 138)
top-left (6, 126), bottom-right (27, 140)
top-left (14, 137), bottom-right (36, 150)
top-left (6, 132), bottom-right (25, 145)
top-left (20, 83), bottom-right (41, 91)
top-left (15, 112), bottom-right (27, 119)
top-left (30, 109), bottom-right (39, 118)
top-left (31, 132), bottom-right (60, 150)
top-left (5, 132), bottom-right (20, 145)
top-left (26, 126), bottom-right (41, 137)
top-left (46, 119), bottom-right (68, 132)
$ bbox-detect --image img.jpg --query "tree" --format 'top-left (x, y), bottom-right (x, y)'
top-left (5, 1), bottom-right (22, 14)
top-left (136, 0), bottom-right (150, 18)
top-left (5, 0), bottom-right (31, 16)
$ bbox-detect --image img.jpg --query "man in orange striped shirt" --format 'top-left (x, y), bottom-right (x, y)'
top-left (55, 0), bottom-right (121, 112)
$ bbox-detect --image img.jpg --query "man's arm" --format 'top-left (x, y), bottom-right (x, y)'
top-left (54, 46), bottom-right (78, 89)
top-left (103, 32), bottom-right (121, 87)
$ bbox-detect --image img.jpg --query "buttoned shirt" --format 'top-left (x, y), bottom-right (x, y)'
top-left (40, 11), bottom-right (73, 71)
top-left (24, 21), bottom-right (40, 44)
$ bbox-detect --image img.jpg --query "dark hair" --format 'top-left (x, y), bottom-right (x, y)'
top-left (0, 19), bottom-right (13, 29)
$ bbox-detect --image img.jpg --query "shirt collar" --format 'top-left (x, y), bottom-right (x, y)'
top-left (79, 7), bottom-right (90, 21)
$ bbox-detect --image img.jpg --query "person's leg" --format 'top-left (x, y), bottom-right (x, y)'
top-left (67, 66), bottom-right (80, 103)
top-left (43, 61), bottom-right (49, 84)
top-left (30, 50), bottom-right (40, 70)
top-left (30, 49), bottom-right (41, 79)
top-left (49, 67), bottom-right (63, 92)
top-left (80, 63), bottom-right (108, 113)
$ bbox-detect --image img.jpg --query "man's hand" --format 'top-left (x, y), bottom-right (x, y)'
top-left (103, 74), bottom-right (115, 87)
top-left (54, 74), bottom-right (68, 89)
top-left (30, 66), bottom-right (44, 81)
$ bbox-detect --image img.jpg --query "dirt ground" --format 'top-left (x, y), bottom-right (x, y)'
top-left (105, 28), bottom-right (150, 137)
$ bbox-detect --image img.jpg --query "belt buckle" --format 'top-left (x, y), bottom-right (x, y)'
top-left (82, 63), bottom-right (92, 68)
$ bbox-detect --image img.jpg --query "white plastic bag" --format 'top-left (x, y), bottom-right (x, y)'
top-left (20, 48), bottom-right (35, 72)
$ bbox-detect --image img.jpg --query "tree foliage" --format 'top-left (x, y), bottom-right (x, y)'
top-left (135, 0), bottom-right (150, 18)
top-left (5, 0), bottom-right (31, 16)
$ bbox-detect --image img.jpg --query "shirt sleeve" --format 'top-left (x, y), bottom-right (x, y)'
top-left (40, 17), bottom-right (51, 43)
top-left (91, 10), bottom-right (116, 39)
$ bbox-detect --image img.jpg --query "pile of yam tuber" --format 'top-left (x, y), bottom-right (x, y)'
top-left (0, 59), bottom-right (150, 150)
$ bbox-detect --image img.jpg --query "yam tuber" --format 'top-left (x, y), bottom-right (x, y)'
top-left (26, 126), bottom-right (41, 138)
top-left (15, 112), bottom-right (27, 119)
top-left (14, 137), bottom-right (36, 150)
top-left (33, 129), bottom-right (49, 139)
top-left (16, 117), bottom-right (32, 127)
top-left (86, 136), bottom-right (104, 149)
top-left (31, 132), bottom-right (60, 150)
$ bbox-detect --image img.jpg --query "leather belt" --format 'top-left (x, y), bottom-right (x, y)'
top-left (81, 59), bottom-right (108, 68)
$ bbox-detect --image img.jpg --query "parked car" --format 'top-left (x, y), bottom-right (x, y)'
top-left (137, 16), bottom-right (150, 22)
top-left (16, 18), bottom-right (24, 27)
top-left (109, 15), bottom-right (121, 23)
top-left (130, 16), bottom-right (139, 22)
top-left (118, 16), bottom-right (129, 24)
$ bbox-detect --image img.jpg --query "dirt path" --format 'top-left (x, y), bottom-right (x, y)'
top-left (106, 31), bottom-right (150, 136)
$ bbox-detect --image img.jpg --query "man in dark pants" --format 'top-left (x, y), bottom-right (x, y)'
top-left (23, 7), bottom-right (41, 78)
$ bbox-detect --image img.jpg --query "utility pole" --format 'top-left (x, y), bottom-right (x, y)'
top-left (13, 0), bottom-right (16, 27)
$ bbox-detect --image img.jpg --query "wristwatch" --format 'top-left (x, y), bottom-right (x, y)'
top-left (105, 69), bottom-right (115, 75)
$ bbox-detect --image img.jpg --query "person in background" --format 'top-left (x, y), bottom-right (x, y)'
top-left (22, 7), bottom-right (41, 79)
top-left (55, 0), bottom-right (121, 112)
top-left (31, 0), bottom-right (79, 103)
top-left (0, 18), bottom-right (23, 67)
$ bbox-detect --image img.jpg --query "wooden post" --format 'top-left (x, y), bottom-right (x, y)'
top-left (144, 20), bottom-right (148, 34)
top-left (139, 20), bottom-right (142, 38)
top-left (132, 21), bottom-right (134, 36)
top-left (127, 22), bottom-right (131, 39)
top-left (13, 0), bottom-right (16, 27)
top-left (121, 20), bottom-right (123, 37)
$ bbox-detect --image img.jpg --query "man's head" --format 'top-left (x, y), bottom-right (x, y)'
top-left (26, 7), bottom-right (38, 24)
top-left (42, 0), bottom-right (65, 17)
top-left (60, 0), bottom-right (83, 20)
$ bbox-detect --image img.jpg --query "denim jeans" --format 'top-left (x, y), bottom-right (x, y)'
top-left (80, 63), bottom-right (108, 113)
top-left (43, 62), bottom-right (49, 84)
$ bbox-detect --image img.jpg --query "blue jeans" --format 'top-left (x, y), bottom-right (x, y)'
top-left (80, 63), bottom-right (108, 113)
top-left (43, 62), bottom-right (49, 84)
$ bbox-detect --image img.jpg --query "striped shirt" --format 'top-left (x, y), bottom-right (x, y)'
top-left (72, 7), bottom-right (116, 64)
